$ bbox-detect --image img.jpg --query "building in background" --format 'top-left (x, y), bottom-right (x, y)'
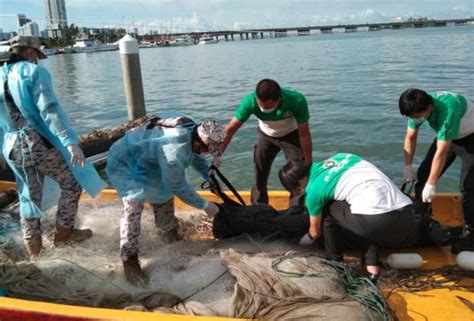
top-left (0, 28), bottom-right (10, 41)
top-left (18, 22), bottom-right (40, 37)
top-left (17, 14), bottom-right (32, 28)
top-left (45, 0), bottom-right (68, 38)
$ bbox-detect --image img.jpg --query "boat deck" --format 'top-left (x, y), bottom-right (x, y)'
top-left (0, 184), bottom-right (472, 320)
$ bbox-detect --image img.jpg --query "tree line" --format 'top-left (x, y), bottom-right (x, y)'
top-left (41, 24), bottom-right (127, 48)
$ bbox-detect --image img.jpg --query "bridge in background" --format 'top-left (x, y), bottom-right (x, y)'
top-left (141, 18), bottom-right (473, 42)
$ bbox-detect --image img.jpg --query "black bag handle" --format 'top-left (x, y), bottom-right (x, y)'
top-left (401, 181), bottom-right (433, 217)
top-left (202, 165), bottom-right (246, 206)
top-left (400, 181), bottom-right (415, 195)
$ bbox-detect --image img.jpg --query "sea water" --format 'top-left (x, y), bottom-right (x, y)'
top-left (41, 25), bottom-right (474, 192)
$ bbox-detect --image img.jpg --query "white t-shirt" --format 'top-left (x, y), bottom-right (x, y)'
top-left (459, 99), bottom-right (474, 138)
top-left (334, 160), bottom-right (413, 215)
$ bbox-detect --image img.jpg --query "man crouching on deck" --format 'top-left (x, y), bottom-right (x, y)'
top-left (106, 116), bottom-right (223, 286)
top-left (279, 153), bottom-right (420, 283)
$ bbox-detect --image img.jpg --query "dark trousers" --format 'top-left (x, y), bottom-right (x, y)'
top-left (251, 129), bottom-right (304, 206)
top-left (323, 201), bottom-right (419, 266)
top-left (415, 134), bottom-right (474, 227)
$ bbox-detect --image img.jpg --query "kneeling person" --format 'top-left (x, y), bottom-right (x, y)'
top-left (106, 117), bottom-right (223, 285)
top-left (279, 153), bottom-right (419, 281)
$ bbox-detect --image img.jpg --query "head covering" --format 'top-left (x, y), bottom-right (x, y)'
top-left (197, 119), bottom-right (225, 158)
top-left (9, 36), bottom-right (47, 60)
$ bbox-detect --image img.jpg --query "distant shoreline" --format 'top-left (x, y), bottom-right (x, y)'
top-left (139, 17), bottom-right (474, 42)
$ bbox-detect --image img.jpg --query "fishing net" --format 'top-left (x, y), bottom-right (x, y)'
top-left (381, 265), bottom-right (474, 294)
top-left (0, 200), bottom-right (391, 320)
top-left (160, 249), bottom-right (390, 320)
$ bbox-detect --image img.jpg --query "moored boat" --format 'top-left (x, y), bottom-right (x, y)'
top-left (198, 34), bottom-right (218, 45)
top-left (71, 39), bottom-right (118, 53)
top-left (40, 46), bottom-right (58, 56)
top-left (169, 35), bottom-right (195, 46)
top-left (139, 41), bottom-right (158, 49)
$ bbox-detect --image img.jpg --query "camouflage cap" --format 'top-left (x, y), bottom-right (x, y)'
top-left (9, 36), bottom-right (47, 60)
top-left (197, 118), bottom-right (225, 158)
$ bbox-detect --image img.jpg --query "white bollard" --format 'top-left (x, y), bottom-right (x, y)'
top-left (456, 251), bottom-right (474, 271)
top-left (119, 34), bottom-right (146, 120)
top-left (386, 253), bottom-right (423, 269)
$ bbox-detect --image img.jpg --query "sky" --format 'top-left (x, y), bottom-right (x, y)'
top-left (0, 0), bottom-right (473, 33)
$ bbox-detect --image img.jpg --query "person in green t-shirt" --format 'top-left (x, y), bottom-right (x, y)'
top-left (279, 154), bottom-right (419, 283)
top-left (221, 79), bottom-right (313, 206)
top-left (399, 88), bottom-right (474, 253)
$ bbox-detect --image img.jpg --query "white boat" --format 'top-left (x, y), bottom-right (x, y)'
top-left (138, 41), bottom-right (157, 49)
top-left (72, 39), bottom-right (118, 53)
top-left (198, 34), bottom-right (218, 45)
top-left (40, 46), bottom-right (58, 56)
top-left (0, 39), bottom-right (12, 54)
top-left (169, 35), bottom-right (195, 46)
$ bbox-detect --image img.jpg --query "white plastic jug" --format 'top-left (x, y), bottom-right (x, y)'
top-left (456, 251), bottom-right (474, 271)
top-left (386, 253), bottom-right (423, 269)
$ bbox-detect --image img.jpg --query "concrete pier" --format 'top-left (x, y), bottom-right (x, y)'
top-left (368, 25), bottom-right (381, 31)
top-left (345, 26), bottom-right (357, 33)
top-left (320, 27), bottom-right (332, 34)
top-left (297, 29), bottom-right (310, 36)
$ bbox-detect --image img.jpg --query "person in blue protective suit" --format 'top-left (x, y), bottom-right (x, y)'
top-left (106, 116), bottom-right (223, 286)
top-left (0, 36), bottom-right (107, 261)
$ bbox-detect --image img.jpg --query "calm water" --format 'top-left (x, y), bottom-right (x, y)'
top-left (41, 26), bottom-right (474, 192)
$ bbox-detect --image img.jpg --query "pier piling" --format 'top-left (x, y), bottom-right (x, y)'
top-left (119, 34), bottom-right (146, 120)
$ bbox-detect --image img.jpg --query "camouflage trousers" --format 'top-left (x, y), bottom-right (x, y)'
top-left (10, 129), bottom-right (82, 244)
top-left (120, 198), bottom-right (178, 262)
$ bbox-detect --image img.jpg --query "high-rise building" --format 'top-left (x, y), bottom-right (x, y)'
top-left (44, 0), bottom-right (68, 37)
top-left (19, 22), bottom-right (40, 37)
top-left (17, 14), bottom-right (31, 27)
top-left (0, 28), bottom-right (9, 41)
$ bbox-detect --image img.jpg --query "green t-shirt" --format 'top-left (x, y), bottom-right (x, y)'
top-left (305, 153), bottom-right (362, 217)
top-left (407, 91), bottom-right (467, 141)
top-left (235, 88), bottom-right (310, 124)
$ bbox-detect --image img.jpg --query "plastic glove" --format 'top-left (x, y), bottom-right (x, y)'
top-left (422, 183), bottom-right (436, 203)
top-left (203, 202), bottom-right (219, 219)
top-left (212, 156), bottom-right (223, 168)
top-left (299, 233), bottom-right (315, 246)
top-left (67, 144), bottom-right (85, 167)
top-left (404, 164), bottom-right (415, 182)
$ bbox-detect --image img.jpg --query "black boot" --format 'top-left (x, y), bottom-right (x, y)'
top-left (368, 272), bottom-right (381, 285)
top-left (123, 255), bottom-right (149, 286)
top-left (451, 226), bottom-right (474, 254)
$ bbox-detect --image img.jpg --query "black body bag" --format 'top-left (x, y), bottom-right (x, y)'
top-left (204, 166), bottom-right (309, 241)
top-left (401, 182), bottom-right (465, 246)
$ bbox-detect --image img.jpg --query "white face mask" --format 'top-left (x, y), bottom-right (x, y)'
top-left (259, 105), bottom-right (277, 113)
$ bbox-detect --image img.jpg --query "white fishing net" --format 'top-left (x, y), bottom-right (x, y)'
top-left (0, 200), bottom-right (389, 320)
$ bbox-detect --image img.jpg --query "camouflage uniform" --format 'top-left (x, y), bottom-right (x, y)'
top-left (6, 95), bottom-right (81, 244)
top-left (120, 198), bottom-right (177, 261)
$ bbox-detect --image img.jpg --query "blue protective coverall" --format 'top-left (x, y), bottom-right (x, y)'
top-left (0, 60), bottom-right (107, 219)
top-left (106, 124), bottom-right (210, 208)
